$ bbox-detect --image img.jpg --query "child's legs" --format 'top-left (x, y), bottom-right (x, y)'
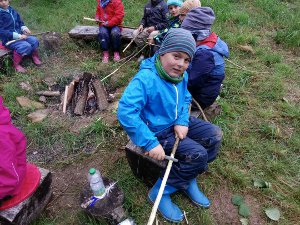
top-left (156, 127), bottom-right (209, 190)
top-left (98, 26), bottom-right (111, 51)
top-left (187, 116), bottom-right (222, 163)
top-left (110, 26), bottom-right (121, 52)
top-left (24, 36), bottom-right (39, 52)
top-left (8, 40), bottom-right (33, 56)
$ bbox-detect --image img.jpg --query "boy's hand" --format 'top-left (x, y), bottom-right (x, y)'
top-left (138, 24), bottom-right (144, 33)
top-left (23, 28), bottom-right (31, 35)
top-left (147, 37), bottom-right (154, 45)
top-left (174, 125), bottom-right (188, 140)
top-left (19, 34), bottom-right (28, 39)
top-left (145, 144), bottom-right (165, 161)
top-left (146, 26), bottom-right (155, 33)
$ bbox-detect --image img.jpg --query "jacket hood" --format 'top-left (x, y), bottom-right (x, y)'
top-left (212, 38), bottom-right (229, 58)
top-left (151, 0), bottom-right (163, 6)
top-left (0, 6), bottom-right (11, 13)
top-left (140, 55), bottom-right (157, 71)
top-left (0, 97), bottom-right (12, 125)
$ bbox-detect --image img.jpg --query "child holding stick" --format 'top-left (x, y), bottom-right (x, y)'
top-left (0, 0), bottom-right (42, 73)
top-left (118, 28), bottom-right (222, 223)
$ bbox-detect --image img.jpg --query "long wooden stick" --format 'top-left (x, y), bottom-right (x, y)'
top-left (5, 31), bottom-right (50, 46)
top-left (192, 98), bottom-right (208, 122)
top-left (83, 17), bottom-right (137, 29)
top-left (101, 44), bottom-right (148, 82)
top-left (147, 137), bottom-right (180, 225)
top-left (123, 30), bottom-right (141, 53)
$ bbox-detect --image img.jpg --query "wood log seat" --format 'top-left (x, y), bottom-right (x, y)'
top-left (0, 167), bottom-right (52, 225)
top-left (68, 26), bottom-right (134, 41)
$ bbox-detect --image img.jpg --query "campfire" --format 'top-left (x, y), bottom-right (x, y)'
top-left (62, 72), bottom-right (108, 116)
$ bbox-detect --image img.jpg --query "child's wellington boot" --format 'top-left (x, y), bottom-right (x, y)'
top-left (184, 178), bottom-right (210, 208)
top-left (148, 178), bottom-right (183, 223)
top-left (113, 52), bottom-right (120, 62)
top-left (13, 51), bottom-right (26, 73)
top-left (102, 51), bottom-right (109, 63)
top-left (32, 50), bottom-right (42, 66)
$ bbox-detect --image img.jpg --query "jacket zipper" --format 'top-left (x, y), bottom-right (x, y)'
top-left (9, 10), bottom-right (17, 33)
top-left (11, 162), bottom-right (20, 183)
top-left (173, 84), bottom-right (178, 119)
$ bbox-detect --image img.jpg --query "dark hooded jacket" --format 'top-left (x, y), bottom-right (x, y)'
top-left (187, 32), bottom-right (229, 109)
top-left (140, 0), bottom-right (168, 30)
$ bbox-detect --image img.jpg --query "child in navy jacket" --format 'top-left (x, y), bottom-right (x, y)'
top-left (181, 7), bottom-right (229, 109)
top-left (0, 0), bottom-right (41, 73)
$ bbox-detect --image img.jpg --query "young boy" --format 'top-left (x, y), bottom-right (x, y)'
top-left (178, 0), bottom-right (201, 22)
top-left (181, 7), bottom-right (229, 109)
top-left (95, 0), bottom-right (124, 63)
top-left (133, 0), bottom-right (168, 47)
top-left (118, 28), bottom-right (222, 223)
top-left (152, 0), bottom-right (183, 47)
top-left (0, 0), bottom-right (42, 73)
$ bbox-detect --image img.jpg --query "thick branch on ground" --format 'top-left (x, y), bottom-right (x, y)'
top-left (74, 73), bottom-right (92, 115)
top-left (36, 91), bottom-right (60, 96)
top-left (92, 79), bottom-right (108, 111)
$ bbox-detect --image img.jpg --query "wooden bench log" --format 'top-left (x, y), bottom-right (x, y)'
top-left (0, 167), bottom-right (52, 225)
top-left (0, 49), bottom-right (11, 58)
top-left (68, 26), bottom-right (134, 41)
top-left (125, 141), bottom-right (167, 187)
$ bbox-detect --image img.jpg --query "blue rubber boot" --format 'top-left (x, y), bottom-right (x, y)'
top-left (148, 178), bottom-right (183, 223)
top-left (184, 178), bottom-right (210, 208)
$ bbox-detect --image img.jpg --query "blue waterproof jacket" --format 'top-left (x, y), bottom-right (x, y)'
top-left (0, 6), bottom-right (26, 45)
top-left (118, 55), bottom-right (191, 151)
top-left (187, 36), bottom-right (229, 108)
top-left (140, 0), bottom-right (168, 30)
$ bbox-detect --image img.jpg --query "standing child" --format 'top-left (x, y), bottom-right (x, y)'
top-left (0, 0), bottom-right (42, 73)
top-left (95, 0), bottom-right (124, 63)
top-left (133, 0), bottom-right (168, 47)
top-left (118, 28), bottom-right (222, 223)
top-left (181, 7), bottom-right (229, 109)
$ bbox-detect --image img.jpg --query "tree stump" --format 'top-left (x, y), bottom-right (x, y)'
top-left (125, 141), bottom-right (167, 187)
top-left (0, 168), bottom-right (52, 225)
top-left (80, 177), bottom-right (125, 224)
top-left (42, 32), bottom-right (62, 51)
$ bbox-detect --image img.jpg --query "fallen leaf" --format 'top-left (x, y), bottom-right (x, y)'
top-left (239, 203), bottom-right (251, 218)
top-left (265, 208), bottom-right (280, 221)
top-left (253, 179), bottom-right (271, 188)
top-left (232, 194), bottom-right (244, 206)
top-left (238, 45), bottom-right (255, 54)
top-left (240, 218), bottom-right (249, 225)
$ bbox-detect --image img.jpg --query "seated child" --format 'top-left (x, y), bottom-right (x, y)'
top-left (133, 0), bottom-right (168, 47)
top-left (0, 0), bottom-right (42, 73)
top-left (95, 0), bottom-right (125, 63)
top-left (151, 0), bottom-right (183, 52)
top-left (181, 7), bottom-right (229, 109)
top-left (118, 28), bottom-right (222, 223)
top-left (0, 96), bottom-right (27, 205)
top-left (178, 0), bottom-right (201, 22)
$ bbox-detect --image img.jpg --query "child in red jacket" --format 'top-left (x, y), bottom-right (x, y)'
top-left (0, 96), bottom-right (27, 204)
top-left (95, 0), bottom-right (125, 63)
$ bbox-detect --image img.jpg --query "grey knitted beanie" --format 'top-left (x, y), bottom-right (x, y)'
top-left (181, 7), bottom-right (215, 31)
top-left (158, 28), bottom-right (196, 60)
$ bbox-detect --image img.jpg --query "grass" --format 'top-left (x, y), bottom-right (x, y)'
top-left (0, 0), bottom-right (299, 224)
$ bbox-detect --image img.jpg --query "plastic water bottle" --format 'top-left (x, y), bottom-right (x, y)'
top-left (118, 218), bottom-right (136, 225)
top-left (88, 168), bottom-right (106, 197)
